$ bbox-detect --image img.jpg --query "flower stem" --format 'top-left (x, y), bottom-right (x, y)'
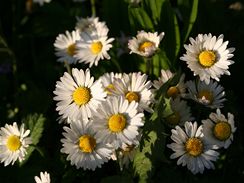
top-left (90, 0), bottom-right (96, 17)
top-left (64, 61), bottom-right (71, 74)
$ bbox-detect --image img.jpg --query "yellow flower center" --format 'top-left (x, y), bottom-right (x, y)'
top-left (166, 112), bottom-right (180, 126)
top-left (167, 86), bottom-right (180, 98)
top-left (139, 41), bottom-right (155, 52)
top-left (213, 121), bottom-right (231, 141)
top-left (105, 84), bottom-right (115, 95)
top-left (90, 41), bottom-right (103, 54)
top-left (67, 43), bottom-right (76, 56)
top-left (72, 87), bottom-right (91, 106)
top-left (198, 51), bottom-right (216, 67)
top-left (198, 90), bottom-right (213, 104)
top-left (79, 135), bottom-right (96, 153)
top-left (6, 135), bottom-right (21, 151)
top-left (185, 138), bottom-right (203, 157)
top-left (125, 91), bottom-right (140, 103)
top-left (108, 114), bottom-right (127, 133)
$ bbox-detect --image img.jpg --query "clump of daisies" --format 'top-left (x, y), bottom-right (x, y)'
top-left (0, 122), bottom-right (32, 166)
top-left (52, 13), bottom-right (237, 175)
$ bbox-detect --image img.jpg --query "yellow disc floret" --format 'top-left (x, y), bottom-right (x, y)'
top-left (6, 135), bottom-right (21, 151)
top-left (73, 87), bottom-right (91, 106)
top-left (185, 137), bottom-right (203, 157)
top-left (125, 91), bottom-right (140, 103)
top-left (166, 112), bottom-right (180, 126)
top-left (79, 135), bottom-right (96, 153)
top-left (105, 84), bottom-right (115, 95)
top-left (139, 41), bottom-right (155, 52)
top-left (108, 114), bottom-right (127, 133)
top-left (198, 90), bottom-right (213, 104)
top-left (213, 121), bottom-right (231, 141)
top-left (198, 50), bottom-right (216, 68)
top-left (90, 41), bottom-right (103, 54)
top-left (67, 43), bottom-right (76, 56)
top-left (167, 86), bottom-right (180, 98)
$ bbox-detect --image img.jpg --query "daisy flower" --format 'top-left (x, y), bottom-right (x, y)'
top-left (0, 122), bottom-right (32, 166)
top-left (153, 69), bottom-right (175, 90)
top-left (186, 79), bottom-right (226, 109)
top-left (109, 72), bottom-right (154, 112)
top-left (202, 109), bottom-right (236, 149)
top-left (180, 33), bottom-right (235, 84)
top-left (128, 31), bottom-right (165, 57)
top-left (75, 25), bottom-right (114, 67)
top-left (165, 98), bottom-right (194, 127)
top-left (33, 0), bottom-right (51, 6)
top-left (98, 72), bottom-right (123, 95)
top-left (167, 121), bottom-right (219, 174)
top-left (53, 68), bottom-right (106, 121)
top-left (54, 30), bottom-right (81, 64)
top-left (34, 171), bottom-right (50, 183)
top-left (75, 16), bottom-right (108, 36)
top-left (61, 121), bottom-right (113, 170)
top-left (92, 96), bottom-right (144, 149)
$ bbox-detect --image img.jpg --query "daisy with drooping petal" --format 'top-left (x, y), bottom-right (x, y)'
top-left (75, 16), bottom-right (107, 36)
top-left (128, 31), bottom-right (165, 57)
top-left (61, 120), bottom-right (113, 170)
top-left (167, 121), bottom-right (219, 174)
top-left (109, 72), bottom-right (154, 112)
top-left (93, 96), bottom-right (144, 149)
top-left (34, 171), bottom-right (51, 183)
top-left (53, 68), bottom-right (106, 121)
top-left (165, 98), bottom-right (194, 127)
top-left (186, 79), bottom-right (226, 109)
top-left (153, 69), bottom-right (175, 90)
top-left (0, 122), bottom-right (32, 166)
top-left (180, 33), bottom-right (235, 84)
top-left (98, 72), bottom-right (123, 95)
top-left (75, 26), bottom-right (114, 67)
top-left (202, 109), bottom-right (236, 149)
top-left (54, 30), bottom-right (81, 64)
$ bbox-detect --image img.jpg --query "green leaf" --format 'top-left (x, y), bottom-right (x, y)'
top-left (160, 1), bottom-right (181, 64)
top-left (128, 7), bottom-right (154, 32)
top-left (19, 113), bottom-right (45, 166)
top-left (133, 130), bottom-right (157, 183)
top-left (144, 0), bottom-right (165, 25)
top-left (181, 0), bottom-right (199, 43)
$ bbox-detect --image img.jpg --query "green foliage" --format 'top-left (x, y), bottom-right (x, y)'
top-left (19, 113), bottom-right (46, 166)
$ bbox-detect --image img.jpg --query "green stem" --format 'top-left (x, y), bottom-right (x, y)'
top-left (64, 61), bottom-right (71, 74)
top-left (90, 0), bottom-right (96, 17)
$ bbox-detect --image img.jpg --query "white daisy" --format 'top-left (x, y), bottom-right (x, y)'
top-left (153, 69), bottom-right (175, 90)
top-left (109, 72), bottom-right (154, 112)
top-left (54, 30), bottom-right (81, 64)
top-left (128, 31), bottom-right (165, 57)
top-left (0, 122), bottom-right (32, 166)
top-left (202, 109), bottom-right (236, 149)
top-left (53, 68), bottom-right (106, 121)
top-left (75, 26), bottom-right (114, 67)
top-left (33, 0), bottom-right (51, 6)
top-left (75, 16), bottom-right (108, 36)
top-left (92, 96), bottom-right (144, 149)
top-left (186, 79), bottom-right (226, 109)
top-left (180, 33), bottom-right (235, 84)
top-left (165, 98), bottom-right (194, 127)
top-left (34, 171), bottom-right (50, 183)
top-left (167, 121), bottom-right (219, 174)
top-left (61, 121), bottom-right (113, 170)
top-left (98, 72), bottom-right (124, 95)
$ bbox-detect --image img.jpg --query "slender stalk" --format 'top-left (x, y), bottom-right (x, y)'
top-left (90, 0), bottom-right (96, 17)
top-left (64, 61), bottom-right (71, 74)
